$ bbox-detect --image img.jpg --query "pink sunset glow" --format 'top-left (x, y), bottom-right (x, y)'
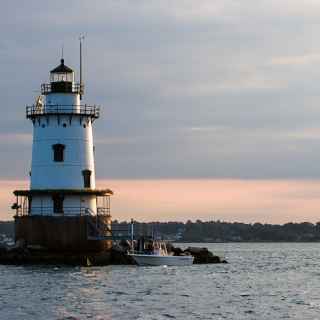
top-left (2, 179), bottom-right (320, 224)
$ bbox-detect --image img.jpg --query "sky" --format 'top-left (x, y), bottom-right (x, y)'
top-left (1, 1), bottom-right (320, 222)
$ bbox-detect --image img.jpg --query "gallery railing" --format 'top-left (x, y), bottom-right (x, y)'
top-left (16, 206), bottom-right (109, 216)
top-left (26, 104), bottom-right (100, 119)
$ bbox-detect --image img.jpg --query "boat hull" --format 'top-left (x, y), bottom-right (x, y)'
top-left (128, 254), bottom-right (194, 266)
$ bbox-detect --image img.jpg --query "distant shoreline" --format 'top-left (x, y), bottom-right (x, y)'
top-left (2, 220), bottom-right (320, 243)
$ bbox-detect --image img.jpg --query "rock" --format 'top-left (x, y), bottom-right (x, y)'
top-left (165, 242), bottom-right (174, 252)
top-left (184, 246), bottom-right (225, 264)
top-left (0, 245), bottom-right (7, 255)
top-left (27, 244), bottom-right (47, 251)
top-left (112, 243), bottom-right (127, 253)
top-left (118, 240), bottom-right (131, 252)
top-left (185, 246), bottom-right (208, 254)
top-left (172, 247), bottom-right (184, 256)
top-left (15, 238), bottom-right (26, 249)
top-left (110, 247), bottom-right (136, 265)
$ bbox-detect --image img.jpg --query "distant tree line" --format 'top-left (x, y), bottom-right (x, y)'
top-left (2, 219), bottom-right (320, 242)
top-left (114, 220), bottom-right (320, 242)
top-left (181, 220), bottom-right (320, 242)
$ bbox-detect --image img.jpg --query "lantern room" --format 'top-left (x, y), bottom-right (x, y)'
top-left (40, 58), bottom-right (83, 95)
top-left (50, 58), bottom-right (74, 83)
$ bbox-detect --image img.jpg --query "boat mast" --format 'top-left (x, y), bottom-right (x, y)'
top-left (131, 218), bottom-right (134, 253)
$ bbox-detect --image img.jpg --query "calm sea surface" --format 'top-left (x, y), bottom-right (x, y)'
top-left (0, 242), bottom-right (320, 320)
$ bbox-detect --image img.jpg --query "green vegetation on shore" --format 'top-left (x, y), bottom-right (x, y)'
top-left (116, 220), bottom-right (320, 242)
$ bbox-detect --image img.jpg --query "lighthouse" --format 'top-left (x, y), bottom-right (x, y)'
top-left (13, 54), bottom-right (113, 253)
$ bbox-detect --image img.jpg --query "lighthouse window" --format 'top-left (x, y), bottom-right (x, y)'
top-left (50, 72), bottom-right (73, 83)
top-left (52, 144), bottom-right (65, 162)
top-left (82, 170), bottom-right (92, 188)
top-left (52, 194), bottom-right (64, 214)
top-left (28, 196), bottom-right (32, 214)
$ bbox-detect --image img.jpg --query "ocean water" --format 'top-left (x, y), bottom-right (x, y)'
top-left (0, 242), bottom-right (320, 320)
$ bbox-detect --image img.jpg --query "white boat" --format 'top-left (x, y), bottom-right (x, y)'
top-left (128, 241), bottom-right (194, 266)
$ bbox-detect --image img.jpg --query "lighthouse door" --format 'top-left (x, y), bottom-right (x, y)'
top-left (82, 170), bottom-right (92, 188)
top-left (52, 194), bottom-right (64, 214)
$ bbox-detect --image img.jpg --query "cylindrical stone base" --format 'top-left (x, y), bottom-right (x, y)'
top-left (14, 215), bottom-right (112, 253)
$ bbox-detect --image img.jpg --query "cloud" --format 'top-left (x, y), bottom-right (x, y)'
top-left (2, 0), bottom-right (320, 181)
top-left (284, 128), bottom-right (320, 140)
top-left (271, 54), bottom-right (320, 66)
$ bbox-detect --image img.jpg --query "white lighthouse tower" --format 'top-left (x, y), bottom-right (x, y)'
top-left (29, 58), bottom-right (100, 215)
top-left (13, 54), bottom-right (113, 253)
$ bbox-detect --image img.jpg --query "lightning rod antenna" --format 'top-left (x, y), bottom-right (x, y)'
top-left (79, 35), bottom-right (85, 100)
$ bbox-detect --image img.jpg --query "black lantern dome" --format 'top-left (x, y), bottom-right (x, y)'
top-left (49, 59), bottom-right (75, 93)
top-left (50, 58), bottom-right (73, 74)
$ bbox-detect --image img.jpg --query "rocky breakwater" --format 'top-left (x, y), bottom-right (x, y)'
top-left (167, 244), bottom-right (227, 264)
top-left (0, 240), bottom-right (113, 266)
top-left (0, 240), bottom-right (227, 266)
